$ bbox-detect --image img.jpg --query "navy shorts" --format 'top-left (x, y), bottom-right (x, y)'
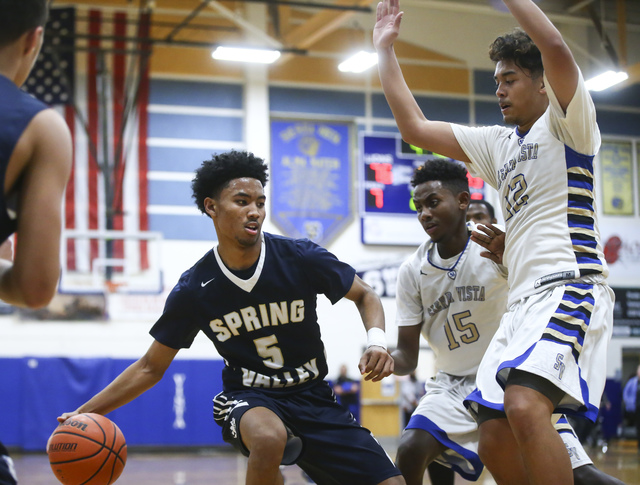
top-left (0, 442), bottom-right (17, 485)
top-left (213, 381), bottom-right (401, 485)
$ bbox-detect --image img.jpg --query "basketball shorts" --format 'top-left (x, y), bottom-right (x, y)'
top-left (213, 381), bottom-right (401, 485)
top-left (465, 282), bottom-right (614, 422)
top-left (554, 415), bottom-right (593, 469)
top-left (0, 454), bottom-right (17, 485)
top-left (405, 372), bottom-right (483, 481)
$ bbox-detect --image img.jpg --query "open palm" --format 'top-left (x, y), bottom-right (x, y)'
top-left (373, 0), bottom-right (403, 51)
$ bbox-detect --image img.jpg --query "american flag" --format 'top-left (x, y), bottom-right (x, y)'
top-left (23, 7), bottom-right (152, 286)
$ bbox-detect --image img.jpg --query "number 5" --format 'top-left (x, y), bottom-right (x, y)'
top-left (254, 335), bottom-right (284, 369)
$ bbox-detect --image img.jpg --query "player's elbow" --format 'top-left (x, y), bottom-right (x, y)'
top-left (20, 280), bottom-right (58, 309)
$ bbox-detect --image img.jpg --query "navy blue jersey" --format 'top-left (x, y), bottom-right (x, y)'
top-left (151, 232), bottom-right (356, 394)
top-left (0, 75), bottom-right (48, 242)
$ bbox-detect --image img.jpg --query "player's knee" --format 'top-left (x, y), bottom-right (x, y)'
top-left (504, 388), bottom-right (550, 434)
top-left (245, 424), bottom-right (288, 459)
top-left (397, 430), bottom-right (424, 460)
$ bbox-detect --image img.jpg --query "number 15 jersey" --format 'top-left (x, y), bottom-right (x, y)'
top-left (396, 223), bottom-right (508, 376)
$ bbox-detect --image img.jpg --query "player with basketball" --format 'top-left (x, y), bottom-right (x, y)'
top-left (374, 0), bottom-right (613, 483)
top-left (392, 160), bottom-right (623, 485)
top-left (57, 150), bottom-right (405, 485)
top-left (0, 1), bottom-right (72, 483)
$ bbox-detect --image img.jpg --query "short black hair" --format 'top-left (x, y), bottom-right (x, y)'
top-left (0, 0), bottom-right (49, 47)
top-left (469, 199), bottom-right (495, 221)
top-left (489, 28), bottom-right (543, 79)
top-left (411, 159), bottom-right (469, 195)
top-left (191, 150), bottom-right (269, 214)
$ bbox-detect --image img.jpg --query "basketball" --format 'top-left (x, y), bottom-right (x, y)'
top-left (48, 413), bottom-right (127, 485)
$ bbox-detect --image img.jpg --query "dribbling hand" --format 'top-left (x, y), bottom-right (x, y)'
top-left (373, 0), bottom-right (404, 51)
top-left (359, 346), bottom-right (394, 382)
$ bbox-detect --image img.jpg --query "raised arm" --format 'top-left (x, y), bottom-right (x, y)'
top-left (0, 109), bottom-right (72, 308)
top-left (373, 0), bottom-right (469, 162)
top-left (57, 340), bottom-right (179, 422)
top-left (343, 274), bottom-right (395, 382)
top-left (501, 0), bottom-right (579, 112)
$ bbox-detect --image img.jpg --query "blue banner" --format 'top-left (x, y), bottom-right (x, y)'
top-left (1, 357), bottom-right (226, 450)
top-left (270, 120), bottom-right (352, 245)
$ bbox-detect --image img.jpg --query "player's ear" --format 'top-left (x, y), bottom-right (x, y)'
top-left (204, 197), bottom-right (216, 218)
top-left (538, 75), bottom-right (546, 95)
top-left (23, 26), bottom-right (43, 56)
top-left (458, 191), bottom-right (470, 210)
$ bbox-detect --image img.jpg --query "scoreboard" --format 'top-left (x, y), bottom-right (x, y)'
top-left (360, 132), bottom-right (485, 245)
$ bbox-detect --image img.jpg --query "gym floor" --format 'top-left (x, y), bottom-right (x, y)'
top-left (11, 438), bottom-right (639, 484)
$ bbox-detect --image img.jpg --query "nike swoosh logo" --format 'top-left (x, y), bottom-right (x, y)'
top-left (201, 277), bottom-right (215, 287)
top-left (420, 271), bottom-right (429, 276)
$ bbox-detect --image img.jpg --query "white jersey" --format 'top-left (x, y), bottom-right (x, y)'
top-left (451, 70), bottom-right (608, 306)
top-left (395, 222), bottom-right (508, 376)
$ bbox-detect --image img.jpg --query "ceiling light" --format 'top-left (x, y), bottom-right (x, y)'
top-left (585, 70), bottom-right (629, 91)
top-left (212, 46), bottom-right (281, 64)
top-left (338, 51), bottom-right (378, 73)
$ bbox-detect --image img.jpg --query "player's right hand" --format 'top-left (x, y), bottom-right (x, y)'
top-left (373, 0), bottom-right (403, 51)
top-left (57, 410), bottom-right (81, 423)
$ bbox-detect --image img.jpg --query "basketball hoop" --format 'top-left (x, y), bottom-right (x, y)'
top-left (105, 280), bottom-right (126, 294)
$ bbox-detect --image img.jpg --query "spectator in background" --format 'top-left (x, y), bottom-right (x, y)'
top-left (400, 371), bottom-right (424, 428)
top-left (623, 364), bottom-right (640, 450)
top-left (334, 364), bottom-right (361, 422)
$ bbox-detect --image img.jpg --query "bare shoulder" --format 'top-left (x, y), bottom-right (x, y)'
top-left (28, 108), bottom-right (72, 174)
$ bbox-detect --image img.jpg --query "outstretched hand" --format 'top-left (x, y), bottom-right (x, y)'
top-left (359, 346), bottom-right (394, 382)
top-left (470, 223), bottom-right (505, 264)
top-left (373, 0), bottom-right (403, 51)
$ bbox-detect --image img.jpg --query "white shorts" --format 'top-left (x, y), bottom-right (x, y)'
top-left (466, 281), bottom-right (614, 422)
top-left (554, 415), bottom-right (593, 469)
top-left (406, 372), bottom-right (483, 481)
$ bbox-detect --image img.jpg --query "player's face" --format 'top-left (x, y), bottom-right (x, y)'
top-left (466, 202), bottom-right (494, 226)
top-left (413, 181), bottom-right (466, 244)
top-left (207, 177), bottom-right (266, 249)
top-left (494, 59), bottom-right (547, 132)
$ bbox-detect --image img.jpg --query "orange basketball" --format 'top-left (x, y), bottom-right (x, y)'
top-left (48, 413), bottom-right (127, 485)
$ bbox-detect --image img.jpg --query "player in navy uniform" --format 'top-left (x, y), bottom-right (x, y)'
top-left (1, 1), bottom-right (72, 483)
top-left (58, 151), bottom-right (405, 485)
top-left (0, 0), bottom-right (72, 308)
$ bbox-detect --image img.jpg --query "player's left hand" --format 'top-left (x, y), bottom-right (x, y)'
top-left (359, 346), bottom-right (394, 382)
top-left (471, 223), bottom-right (505, 264)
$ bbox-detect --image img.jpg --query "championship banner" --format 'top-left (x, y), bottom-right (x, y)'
top-left (270, 120), bottom-right (352, 244)
top-left (600, 141), bottom-right (634, 216)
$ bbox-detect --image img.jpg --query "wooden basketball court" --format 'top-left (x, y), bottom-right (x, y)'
top-left (11, 438), bottom-right (639, 484)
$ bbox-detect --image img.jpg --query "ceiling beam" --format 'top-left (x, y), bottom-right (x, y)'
top-left (283, 0), bottom-right (375, 49)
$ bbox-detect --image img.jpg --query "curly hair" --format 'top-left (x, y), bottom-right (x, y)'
top-left (0, 0), bottom-right (49, 47)
top-left (489, 28), bottom-right (543, 79)
top-left (191, 150), bottom-right (269, 214)
top-left (411, 159), bottom-right (469, 195)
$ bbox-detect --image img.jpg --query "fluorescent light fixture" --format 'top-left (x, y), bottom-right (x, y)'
top-left (338, 51), bottom-right (378, 73)
top-left (585, 70), bottom-right (629, 91)
top-left (211, 46), bottom-right (281, 64)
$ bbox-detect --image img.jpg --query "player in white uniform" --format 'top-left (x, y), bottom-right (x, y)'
top-left (393, 160), bottom-right (623, 485)
top-left (375, 1), bottom-right (613, 482)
